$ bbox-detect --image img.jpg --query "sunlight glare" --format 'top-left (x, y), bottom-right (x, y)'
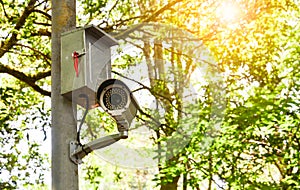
top-left (217, 1), bottom-right (241, 23)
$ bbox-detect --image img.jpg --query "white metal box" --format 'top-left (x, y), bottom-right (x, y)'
top-left (61, 25), bottom-right (118, 108)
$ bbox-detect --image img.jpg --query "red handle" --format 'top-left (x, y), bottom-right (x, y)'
top-left (72, 51), bottom-right (79, 77)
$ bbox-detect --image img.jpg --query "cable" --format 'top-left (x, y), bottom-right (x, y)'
top-left (77, 94), bottom-right (89, 146)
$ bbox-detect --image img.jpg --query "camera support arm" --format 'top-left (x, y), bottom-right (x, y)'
top-left (70, 131), bottom-right (128, 164)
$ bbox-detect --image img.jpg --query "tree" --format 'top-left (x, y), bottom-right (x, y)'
top-left (0, 0), bottom-right (51, 96)
top-left (0, 0), bottom-right (51, 188)
top-left (180, 0), bottom-right (300, 189)
top-left (0, 85), bottom-right (50, 189)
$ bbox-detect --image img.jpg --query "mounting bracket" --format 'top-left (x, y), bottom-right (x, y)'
top-left (69, 132), bottom-right (127, 164)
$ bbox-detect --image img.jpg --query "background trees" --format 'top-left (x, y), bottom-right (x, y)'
top-left (1, 0), bottom-right (51, 188)
top-left (0, 0), bottom-right (299, 189)
top-left (208, 1), bottom-right (300, 188)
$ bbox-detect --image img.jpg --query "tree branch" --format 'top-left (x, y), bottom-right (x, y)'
top-left (33, 9), bottom-right (51, 20)
top-left (33, 21), bottom-right (51, 27)
top-left (30, 70), bottom-right (51, 81)
top-left (0, 0), bottom-right (9, 19)
top-left (14, 43), bottom-right (51, 65)
top-left (0, 64), bottom-right (51, 96)
top-left (114, 0), bottom-right (184, 39)
top-left (0, 0), bottom-right (37, 57)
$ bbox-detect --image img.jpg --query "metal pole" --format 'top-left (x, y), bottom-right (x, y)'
top-left (51, 0), bottom-right (78, 189)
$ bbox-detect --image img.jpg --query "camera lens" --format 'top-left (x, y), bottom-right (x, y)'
top-left (110, 94), bottom-right (122, 105)
top-left (103, 87), bottom-right (128, 110)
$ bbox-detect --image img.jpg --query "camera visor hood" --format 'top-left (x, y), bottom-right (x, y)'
top-left (96, 79), bottom-right (139, 111)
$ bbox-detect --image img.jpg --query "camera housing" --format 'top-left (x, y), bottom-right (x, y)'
top-left (96, 79), bottom-right (139, 135)
top-left (61, 25), bottom-right (118, 108)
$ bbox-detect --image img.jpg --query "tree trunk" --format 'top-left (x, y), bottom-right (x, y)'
top-left (161, 176), bottom-right (180, 190)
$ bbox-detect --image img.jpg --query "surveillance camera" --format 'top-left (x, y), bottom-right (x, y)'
top-left (96, 79), bottom-right (139, 137)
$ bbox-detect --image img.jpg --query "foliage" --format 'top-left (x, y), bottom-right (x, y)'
top-left (1, 0), bottom-right (300, 189)
top-left (0, 80), bottom-right (50, 189)
top-left (178, 0), bottom-right (300, 189)
top-left (0, 0), bottom-right (52, 188)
